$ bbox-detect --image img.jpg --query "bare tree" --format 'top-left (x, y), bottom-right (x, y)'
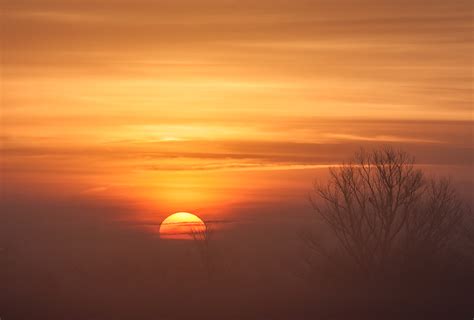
top-left (191, 221), bottom-right (215, 282)
top-left (306, 147), bottom-right (467, 278)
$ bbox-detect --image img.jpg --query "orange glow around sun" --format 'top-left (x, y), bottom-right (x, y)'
top-left (159, 212), bottom-right (206, 240)
top-left (2, 0), bottom-right (472, 238)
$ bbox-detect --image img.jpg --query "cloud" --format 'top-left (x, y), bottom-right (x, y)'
top-left (323, 133), bottom-right (442, 144)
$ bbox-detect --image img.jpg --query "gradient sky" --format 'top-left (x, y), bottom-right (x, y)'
top-left (1, 0), bottom-right (473, 225)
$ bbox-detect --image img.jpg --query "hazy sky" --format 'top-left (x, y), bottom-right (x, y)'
top-left (1, 0), bottom-right (473, 224)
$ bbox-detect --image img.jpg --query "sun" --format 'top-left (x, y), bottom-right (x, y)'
top-left (159, 212), bottom-right (206, 240)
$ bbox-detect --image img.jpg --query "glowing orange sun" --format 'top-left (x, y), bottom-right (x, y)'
top-left (159, 212), bottom-right (206, 240)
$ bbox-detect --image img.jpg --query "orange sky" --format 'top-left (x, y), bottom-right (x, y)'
top-left (1, 0), bottom-right (473, 222)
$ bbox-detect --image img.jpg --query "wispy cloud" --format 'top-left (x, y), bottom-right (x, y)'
top-left (323, 133), bottom-right (442, 144)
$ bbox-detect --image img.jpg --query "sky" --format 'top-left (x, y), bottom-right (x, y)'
top-left (1, 1), bottom-right (473, 319)
top-left (1, 0), bottom-right (473, 225)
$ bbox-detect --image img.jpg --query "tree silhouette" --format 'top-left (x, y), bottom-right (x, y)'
top-left (191, 221), bottom-right (215, 282)
top-left (305, 147), bottom-right (468, 279)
